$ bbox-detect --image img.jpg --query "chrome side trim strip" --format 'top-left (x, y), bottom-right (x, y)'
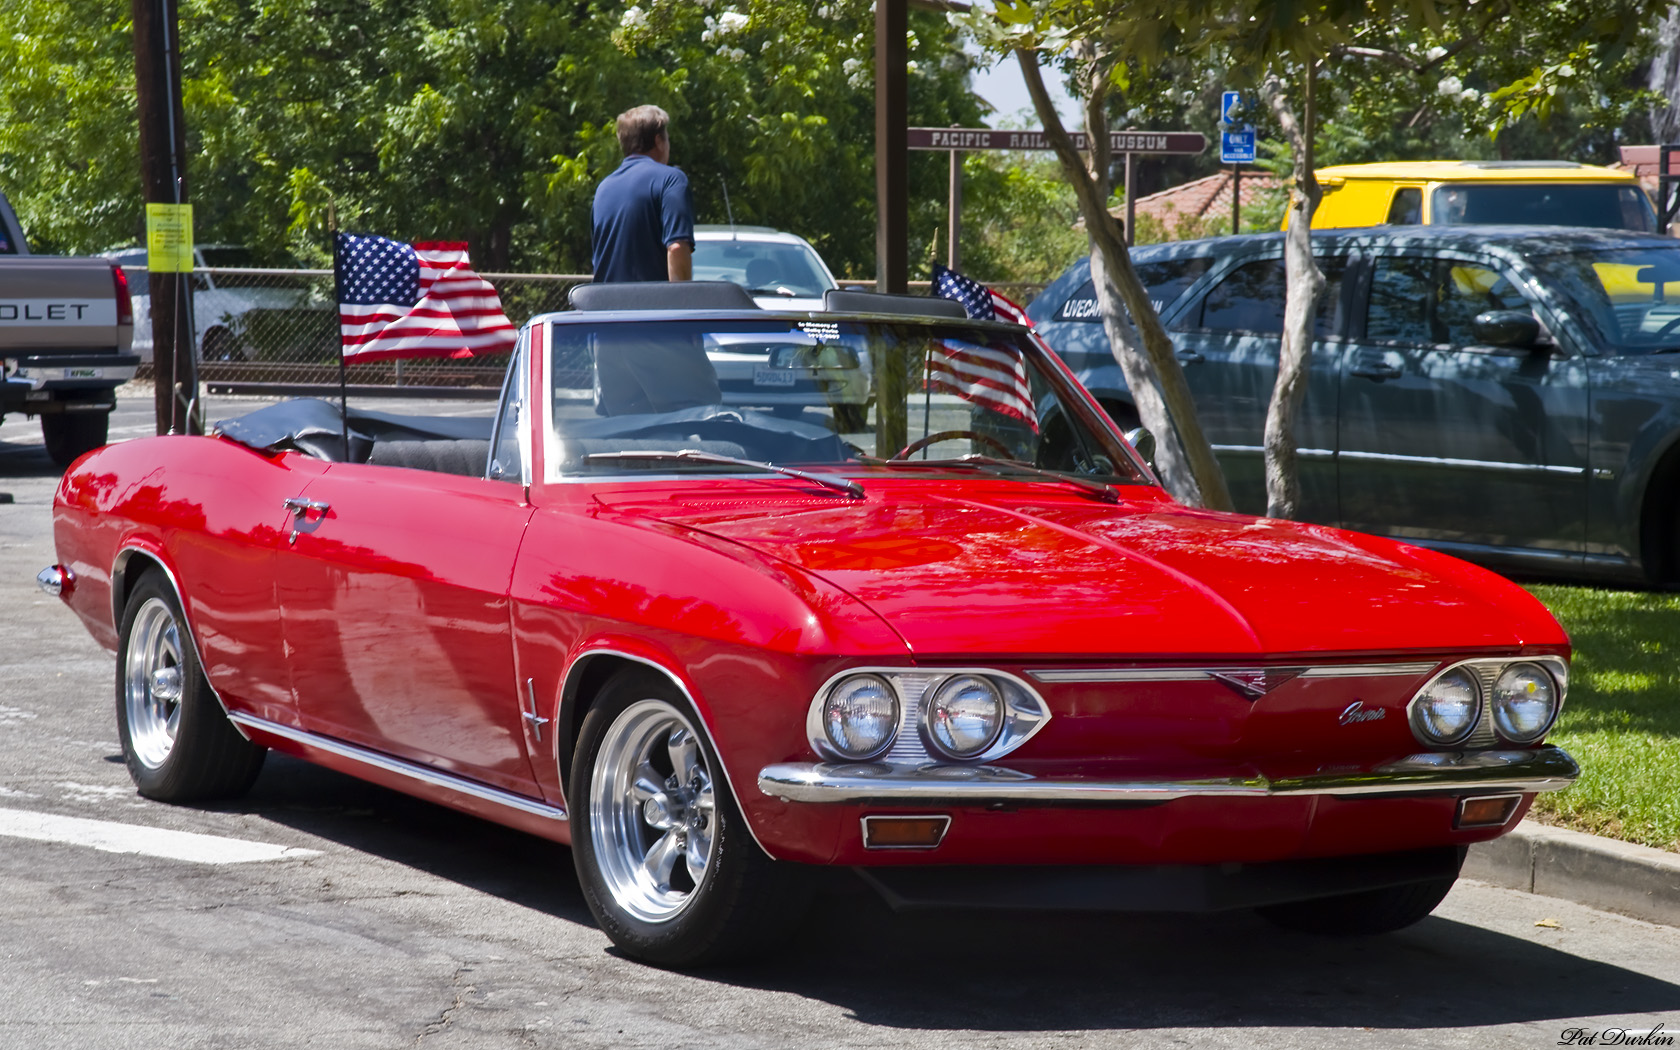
top-left (757, 746), bottom-right (1579, 804)
top-left (1210, 443), bottom-right (1586, 477)
top-left (1212, 444), bottom-right (1335, 460)
top-left (227, 713), bottom-right (566, 821)
top-left (1337, 449), bottom-right (1584, 477)
top-left (1028, 661), bottom-right (1438, 684)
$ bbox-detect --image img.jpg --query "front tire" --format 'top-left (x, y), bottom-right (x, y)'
top-left (41, 410), bottom-right (109, 468)
top-left (1255, 875), bottom-right (1457, 936)
top-left (116, 572), bottom-right (266, 802)
top-left (569, 672), bottom-right (807, 967)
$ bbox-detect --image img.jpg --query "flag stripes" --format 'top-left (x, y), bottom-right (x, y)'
top-left (335, 235), bottom-right (516, 363)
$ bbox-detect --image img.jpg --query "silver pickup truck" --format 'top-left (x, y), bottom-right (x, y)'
top-left (0, 190), bottom-right (138, 466)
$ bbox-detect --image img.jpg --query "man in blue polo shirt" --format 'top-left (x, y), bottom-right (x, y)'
top-left (591, 105), bottom-right (695, 283)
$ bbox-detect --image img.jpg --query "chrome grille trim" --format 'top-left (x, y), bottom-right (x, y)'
top-left (1028, 661), bottom-right (1439, 685)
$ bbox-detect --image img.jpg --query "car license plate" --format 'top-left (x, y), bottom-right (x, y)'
top-left (753, 368), bottom-right (797, 387)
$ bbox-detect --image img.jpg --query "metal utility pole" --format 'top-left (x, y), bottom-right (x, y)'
top-left (132, 0), bottom-right (197, 435)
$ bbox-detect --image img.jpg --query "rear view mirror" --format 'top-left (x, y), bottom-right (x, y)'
top-left (1124, 426), bottom-right (1157, 468)
top-left (1471, 309), bottom-right (1541, 349)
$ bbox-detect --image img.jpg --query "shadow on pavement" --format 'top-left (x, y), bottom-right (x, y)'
top-left (228, 754), bottom-right (1680, 1034)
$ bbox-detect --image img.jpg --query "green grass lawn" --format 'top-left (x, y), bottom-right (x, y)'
top-left (1525, 585), bottom-right (1680, 851)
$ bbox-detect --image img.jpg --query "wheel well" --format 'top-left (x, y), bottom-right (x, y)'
top-left (1639, 441), bottom-right (1680, 585)
top-left (110, 550), bottom-right (166, 628)
top-left (557, 654), bottom-right (675, 788)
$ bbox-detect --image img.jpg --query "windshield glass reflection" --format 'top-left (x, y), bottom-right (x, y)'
top-left (1528, 246), bottom-right (1680, 355)
top-left (543, 318), bottom-right (1143, 487)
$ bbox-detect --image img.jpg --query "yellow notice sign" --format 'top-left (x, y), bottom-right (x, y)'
top-left (145, 203), bottom-right (194, 272)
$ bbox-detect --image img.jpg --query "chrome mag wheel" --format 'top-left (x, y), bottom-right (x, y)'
top-left (123, 596), bottom-right (184, 770)
top-left (588, 699), bottom-right (718, 923)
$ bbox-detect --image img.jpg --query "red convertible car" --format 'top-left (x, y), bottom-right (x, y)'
top-left (42, 283), bottom-right (1578, 967)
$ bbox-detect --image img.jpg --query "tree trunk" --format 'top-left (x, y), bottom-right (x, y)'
top-left (1651, 5), bottom-right (1680, 144)
top-left (1015, 47), bottom-right (1232, 511)
top-left (1260, 68), bottom-right (1326, 520)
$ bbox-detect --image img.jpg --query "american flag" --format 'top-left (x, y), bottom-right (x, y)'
top-left (335, 233), bottom-right (516, 362)
top-left (928, 262), bottom-right (1037, 428)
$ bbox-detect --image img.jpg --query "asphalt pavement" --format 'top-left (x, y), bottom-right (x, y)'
top-left (2, 387), bottom-right (1678, 1049)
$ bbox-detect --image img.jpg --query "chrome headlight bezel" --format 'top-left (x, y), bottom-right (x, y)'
top-left (1407, 666), bottom-right (1483, 747)
top-left (1406, 656), bottom-right (1568, 749)
top-left (920, 674), bottom-right (1006, 759)
top-left (806, 668), bottom-right (1049, 764)
top-left (1490, 661), bottom-right (1562, 744)
top-left (810, 673), bottom-right (901, 761)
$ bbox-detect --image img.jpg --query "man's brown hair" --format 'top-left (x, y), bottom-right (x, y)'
top-left (615, 105), bottom-right (670, 156)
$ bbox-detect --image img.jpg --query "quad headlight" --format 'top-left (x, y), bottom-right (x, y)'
top-left (922, 675), bottom-right (1005, 759)
top-left (1409, 666), bottom-right (1482, 746)
top-left (1406, 657), bottom-right (1567, 749)
top-left (819, 674), bottom-right (899, 760)
top-left (1491, 662), bottom-right (1559, 743)
top-left (807, 669), bottom-right (1050, 763)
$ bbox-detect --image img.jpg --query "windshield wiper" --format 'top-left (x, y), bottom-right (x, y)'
top-left (911, 455), bottom-right (1120, 503)
top-left (583, 449), bottom-right (865, 499)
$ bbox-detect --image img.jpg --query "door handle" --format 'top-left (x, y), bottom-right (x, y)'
top-left (281, 495), bottom-right (330, 543)
top-left (1350, 361), bottom-right (1402, 381)
top-left (1176, 350), bottom-right (1204, 364)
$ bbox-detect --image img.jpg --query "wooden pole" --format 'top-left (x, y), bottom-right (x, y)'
top-left (1123, 151), bottom-right (1135, 247)
top-left (947, 145), bottom-right (962, 269)
top-left (873, 0), bottom-right (908, 455)
top-left (132, 0), bottom-right (196, 435)
top-left (875, 0), bottom-right (907, 293)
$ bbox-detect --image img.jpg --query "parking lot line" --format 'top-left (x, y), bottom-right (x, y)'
top-left (0, 807), bottom-right (321, 864)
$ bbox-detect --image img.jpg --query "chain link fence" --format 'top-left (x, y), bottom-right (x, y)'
top-left (123, 267), bottom-right (1048, 393)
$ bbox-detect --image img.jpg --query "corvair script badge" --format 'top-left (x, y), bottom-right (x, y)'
top-left (1339, 701), bottom-right (1387, 725)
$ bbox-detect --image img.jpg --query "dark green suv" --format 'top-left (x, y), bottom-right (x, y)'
top-left (1031, 227), bottom-right (1680, 585)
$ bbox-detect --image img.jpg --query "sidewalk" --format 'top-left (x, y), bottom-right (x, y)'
top-left (1466, 820), bottom-right (1680, 927)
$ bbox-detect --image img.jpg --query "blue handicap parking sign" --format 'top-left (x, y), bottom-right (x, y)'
top-left (1221, 128), bottom-right (1256, 164)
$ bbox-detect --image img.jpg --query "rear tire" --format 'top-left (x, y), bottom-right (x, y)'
top-left (569, 671), bottom-right (808, 968)
top-left (1255, 875), bottom-right (1457, 936)
top-left (116, 571), bottom-right (266, 802)
top-left (42, 410), bottom-right (110, 468)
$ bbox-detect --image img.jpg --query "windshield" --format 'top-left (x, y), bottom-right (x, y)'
top-left (1525, 246), bottom-right (1680, 355)
top-left (1431, 184), bottom-right (1657, 232)
top-left (542, 317), bottom-right (1144, 487)
top-left (691, 240), bottom-right (835, 298)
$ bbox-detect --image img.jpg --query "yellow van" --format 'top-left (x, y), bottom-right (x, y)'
top-left (1303, 160), bottom-right (1659, 231)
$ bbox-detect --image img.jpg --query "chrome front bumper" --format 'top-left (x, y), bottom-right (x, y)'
top-left (757, 746), bottom-right (1580, 805)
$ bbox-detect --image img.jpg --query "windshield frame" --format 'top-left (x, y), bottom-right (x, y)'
top-left (531, 309), bottom-right (1155, 490)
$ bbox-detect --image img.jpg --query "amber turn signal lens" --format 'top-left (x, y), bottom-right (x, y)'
top-left (1456, 794), bottom-right (1520, 829)
top-left (861, 815), bottom-right (951, 849)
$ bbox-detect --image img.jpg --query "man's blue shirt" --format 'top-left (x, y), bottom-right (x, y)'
top-left (591, 154), bottom-right (694, 283)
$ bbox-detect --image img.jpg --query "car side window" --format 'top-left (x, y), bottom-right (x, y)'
top-left (1386, 188), bottom-right (1422, 225)
top-left (1194, 257), bottom-right (1347, 336)
top-left (488, 335), bottom-right (528, 483)
top-left (1365, 256), bottom-right (1532, 346)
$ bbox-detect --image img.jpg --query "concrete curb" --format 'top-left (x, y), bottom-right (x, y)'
top-left (1465, 820), bottom-right (1680, 927)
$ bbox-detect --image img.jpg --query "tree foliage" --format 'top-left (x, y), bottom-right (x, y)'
top-left (0, 0), bottom-right (998, 278)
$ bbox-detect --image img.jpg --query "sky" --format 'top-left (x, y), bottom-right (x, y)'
top-left (967, 51), bottom-right (1083, 129)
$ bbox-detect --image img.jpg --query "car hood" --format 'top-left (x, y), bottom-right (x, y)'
top-left (597, 481), bottom-right (1565, 658)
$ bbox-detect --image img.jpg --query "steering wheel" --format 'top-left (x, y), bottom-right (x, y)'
top-left (892, 430), bottom-right (1014, 461)
top-left (1654, 314), bottom-right (1680, 339)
